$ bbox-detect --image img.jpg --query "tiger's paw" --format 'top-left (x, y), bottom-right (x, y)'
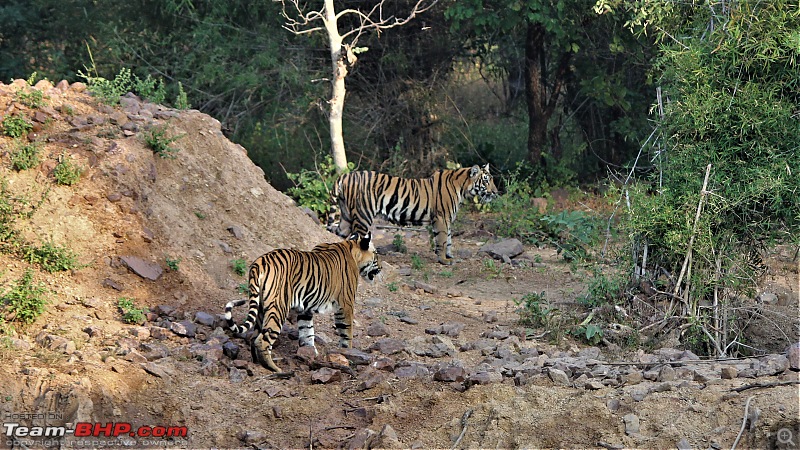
top-left (437, 256), bottom-right (454, 265)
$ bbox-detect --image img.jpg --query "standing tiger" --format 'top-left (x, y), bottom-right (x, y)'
top-left (328, 164), bottom-right (498, 265)
top-left (224, 232), bottom-right (380, 372)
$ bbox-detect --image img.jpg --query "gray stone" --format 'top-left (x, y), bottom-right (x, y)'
top-left (658, 365), bottom-right (676, 382)
top-left (366, 321), bottom-right (390, 337)
top-left (140, 342), bottom-right (170, 361)
top-left (311, 367), bottom-right (342, 383)
top-left (370, 338), bottom-right (406, 355)
top-left (483, 311), bottom-right (499, 323)
top-left (399, 315), bottom-right (418, 325)
top-left (229, 367), bottom-right (247, 383)
top-left (434, 363), bottom-right (467, 382)
top-left (189, 343), bottom-right (224, 362)
top-left (170, 320), bottom-right (197, 337)
top-left (757, 291), bottom-right (778, 305)
top-left (119, 256), bottom-right (163, 281)
top-left (238, 430), bottom-right (267, 444)
top-left (547, 368), bottom-right (571, 386)
top-left (468, 371), bottom-right (503, 385)
top-left (141, 361), bottom-right (176, 378)
top-left (194, 311), bottom-right (216, 327)
top-left (339, 348), bottom-right (373, 365)
top-left (413, 281), bottom-right (438, 294)
top-left (478, 239), bottom-right (524, 260)
top-left (484, 329), bottom-right (511, 340)
top-left (788, 342), bottom-right (800, 371)
top-left (394, 363), bottom-right (429, 379)
top-left (676, 438), bottom-right (691, 450)
top-left (227, 225), bottom-right (244, 239)
top-left (630, 386), bottom-right (649, 401)
top-left (585, 380), bottom-right (605, 390)
top-left (370, 424), bottom-right (404, 449)
top-left (623, 414), bottom-right (640, 435)
top-left (758, 354), bottom-right (789, 376)
top-left (721, 366), bottom-right (738, 379)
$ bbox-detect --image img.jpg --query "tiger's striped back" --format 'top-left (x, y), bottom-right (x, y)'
top-left (330, 164), bottom-right (497, 264)
top-left (224, 233), bottom-right (380, 372)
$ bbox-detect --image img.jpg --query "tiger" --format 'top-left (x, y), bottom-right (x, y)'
top-left (328, 164), bottom-right (498, 265)
top-left (224, 232), bottom-right (380, 372)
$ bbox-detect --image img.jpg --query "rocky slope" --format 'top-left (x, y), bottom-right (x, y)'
top-left (0, 79), bottom-right (797, 449)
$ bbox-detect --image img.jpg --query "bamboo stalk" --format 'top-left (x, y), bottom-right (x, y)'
top-left (673, 164), bottom-right (712, 298)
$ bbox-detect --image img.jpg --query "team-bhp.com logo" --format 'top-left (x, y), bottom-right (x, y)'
top-left (4, 421), bottom-right (188, 439)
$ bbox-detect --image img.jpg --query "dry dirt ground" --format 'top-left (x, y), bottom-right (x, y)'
top-left (0, 80), bottom-right (798, 450)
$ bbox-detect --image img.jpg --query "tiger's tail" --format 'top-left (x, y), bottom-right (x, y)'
top-left (326, 175), bottom-right (342, 233)
top-left (224, 298), bottom-right (256, 336)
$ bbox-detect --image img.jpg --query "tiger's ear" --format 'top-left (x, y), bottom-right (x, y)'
top-left (469, 165), bottom-right (481, 177)
top-left (359, 231), bottom-right (372, 251)
top-left (347, 232), bottom-right (360, 241)
top-left (483, 163), bottom-right (490, 172)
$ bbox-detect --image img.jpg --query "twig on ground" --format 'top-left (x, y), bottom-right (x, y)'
top-left (451, 409), bottom-right (473, 450)
top-left (731, 380), bottom-right (800, 393)
top-left (731, 396), bottom-right (754, 450)
top-left (263, 371), bottom-right (295, 380)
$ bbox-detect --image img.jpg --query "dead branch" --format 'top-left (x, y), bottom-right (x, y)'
top-left (451, 409), bottom-right (473, 450)
top-left (731, 396), bottom-right (754, 450)
top-left (730, 380), bottom-right (800, 393)
top-left (262, 371), bottom-right (295, 380)
top-left (672, 163), bottom-right (712, 300)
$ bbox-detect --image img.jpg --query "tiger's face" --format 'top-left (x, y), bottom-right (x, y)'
top-left (468, 164), bottom-right (499, 204)
top-left (348, 231), bottom-right (381, 281)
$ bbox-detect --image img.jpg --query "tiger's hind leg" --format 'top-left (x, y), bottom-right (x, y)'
top-left (297, 312), bottom-right (318, 355)
top-left (251, 298), bottom-right (287, 372)
top-left (333, 303), bottom-right (354, 348)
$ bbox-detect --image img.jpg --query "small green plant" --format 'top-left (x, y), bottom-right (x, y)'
top-left (144, 124), bottom-right (183, 159)
top-left (410, 254), bottom-right (424, 271)
top-left (392, 234), bottom-right (408, 253)
top-left (439, 270), bottom-right (454, 278)
top-left (22, 241), bottom-right (79, 272)
top-left (10, 141), bottom-right (41, 171)
top-left (194, 211), bottom-right (206, 219)
top-left (237, 283), bottom-right (249, 295)
top-left (15, 89), bottom-right (45, 109)
top-left (1, 114), bottom-right (33, 138)
top-left (232, 258), bottom-right (248, 276)
top-left (1, 269), bottom-right (48, 324)
top-left (582, 267), bottom-right (628, 307)
top-left (118, 297), bottom-right (147, 325)
top-left (515, 291), bottom-right (552, 328)
top-left (285, 155), bottom-right (354, 220)
top-left (165, 257), bottom-right (181, 272)
top-left (572, 312), bottom-right (604, 345)
top-left (53, 154), bottom-right (84, 186)
top-left (482, 258), bottom-right (503, 279)
top-left (79, 66), bottom-right (133, 105)
top-left (132, 74), bottom-right (166, 104)
top-left (175, 82), bottom-right (190, 110)
top-left (387, 281), bottom-right (399, 292)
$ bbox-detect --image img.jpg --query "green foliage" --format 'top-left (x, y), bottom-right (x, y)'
top-left (582, 267), bottom-right (628, 307)
top-left (2, 114), bottom-right (32, 138)
top-left (22, 241), bottom-right (79, 273)
top-left (14, 88), bottom-right (45, 109)
top-left (392, 234), bottom-right (407, 254)
top-left (489, 168), bottom-right (600, 261)
top-left (53, 154), bottom-right (83, 185)
top-left (482, 258), bottom-right (503, 279)
top-left (194, 211), bottom-right (206, 219)
top-left (410, 254), bottom-right (424, 271)
top-left (1, 269), bottom-right (48, 324)
top-left (285, 155), bottom-right (353, 219)
top-left (118, 297), bottom-right (147, 325)
top-left (144, 124), bottom-right (183, 159)
top-left (231, 258), bottom-right (248, 276)
top-left (438, 270), bottom-right (454, 278)
top-left (132, 74), bottom-right (166, 104)
top-left (236, 283), bottom-right (249, 295)
top-left (79, 66), bottom-right (166, 106)
top-left (165, 257), bottom-right (181, 272)
top-left (10, 142), bottom-right (41, 171)
top-left (515, 291), bottom-right (556, 328)
top-left (175, 82), bottom-right (190, 110)
top-left (387, 282), bottom-right (399, 292)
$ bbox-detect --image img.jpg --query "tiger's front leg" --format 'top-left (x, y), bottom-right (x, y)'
top-left (433, 216), bottom-right (453, 265)
top-left (251, 331), bottom-right (282, 372)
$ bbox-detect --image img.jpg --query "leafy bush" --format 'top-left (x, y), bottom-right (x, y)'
top-left (10, 141), bottom-right (41, 171)
top-left (118, 297), bottom-right (147, 325)
top-left (14, 89), bottom-right (45, 109)
top-left (410, 254), bottom-right (424, 271)
top-left (144, 124), bottom-right (183, 159)
top-left (392, 234), bottom-right (407, 253)
top-left (285, 154), bottom-right (353, 220)
top-left (166, 257), bottom-right (181, 271)
top-left (514, 291), bottom-right (553, 328)
top-left (175, 82), bottom-right (190, 110)
top-left (53, 154), bottom-right (83, 185)
top-left (1, 114), bottom-right (32, 138)
top-left (1, 269), bottom-right (48, 324)
top-left (22, 241), bottom-right (79, 272)
top-left (231, 258), bottom-right (248, 276)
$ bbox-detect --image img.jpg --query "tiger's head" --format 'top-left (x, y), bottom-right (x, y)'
top-left (467, 164), bottom-right (498, 204)
top-left (347, 231), bottom-right (381, 281)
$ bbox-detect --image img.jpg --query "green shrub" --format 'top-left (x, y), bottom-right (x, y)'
top-left (22, 241), bottom-right (79, 273)
top-left (175, 82), bottom-right (191, 110)
top-left (14, 89), bottom-right (45, 109)
top-left (132, 74), bottom-right (166, 104)
top-left (514, 291), bottom-right (552, 328)
top-left (1, 269), bottom-right (48, 324)
top-left (10, 142), bottom-right (41, 171)
top-left (392, 234), bottom-right (407, 253)
top-left (231, 258), bottom-right (248, 276)
top-left (237, 283), bottom-right (249, 295)
top-left (118, 297), bottom-right (147, 325)
top-left (285, 154), bottom-right (353, 220)
top-left (1, 114), bottom-right (33, 138)
top-left (387, 282), bottom-right (399, 292)
top-left (410, 254), bottom-right (424, 271)
top-left (53, 154), bottom-right (83, 185)
top-left (144, 124), bottom-right (183, 159)
top-left (165, 257), bottom-right (181, 272)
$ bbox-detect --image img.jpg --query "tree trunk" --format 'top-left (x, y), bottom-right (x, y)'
top-left (524, 21), bottom-right (572, 168)
top-left (324, 0), bottom-right (350, 173)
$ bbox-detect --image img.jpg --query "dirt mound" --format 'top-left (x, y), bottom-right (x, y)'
top-left (0, 79), bottom-right (797, 450)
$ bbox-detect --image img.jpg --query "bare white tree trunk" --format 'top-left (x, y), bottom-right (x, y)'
top-left (281, 0), bottom-right (437, 173)
top-left (324, 0), bottom-right (349, 172)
